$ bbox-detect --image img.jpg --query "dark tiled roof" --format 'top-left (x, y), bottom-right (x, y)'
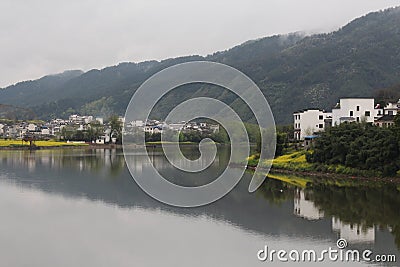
top-left (294, 108), bottom-right (326, 113)
top-left (375, 115), bottom-right (395, 122)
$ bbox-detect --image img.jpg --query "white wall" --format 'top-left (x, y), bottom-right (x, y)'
top-left (332, 98), bottom-right (381, 126)
top-left (293, 110), bottom-right (331, 140)
top-left (384, 102), bottom-right (400, 116)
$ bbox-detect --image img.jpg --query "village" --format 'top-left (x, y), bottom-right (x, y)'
top-left (0, 115), bottom-right (220, 144)
top-left (293, 97), bottom-right (400, 145)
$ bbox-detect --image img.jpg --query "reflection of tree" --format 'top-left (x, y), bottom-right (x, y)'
top-left (309, 182), bottom-right (400, 249)
top-left (257, 178), bottom-right (294, 206)
top-left (109, 150), bottom-right (125, 177)
top-left (0, 149), bottom-right (126, 177)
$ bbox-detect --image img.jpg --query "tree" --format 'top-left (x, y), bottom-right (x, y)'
top-left (307, 123), bottom-right (400, 176)
top-left (108, 115), bottom-right (122, 144)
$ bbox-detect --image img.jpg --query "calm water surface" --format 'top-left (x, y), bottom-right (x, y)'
top-left (0, 148), bottom-right (399, 267)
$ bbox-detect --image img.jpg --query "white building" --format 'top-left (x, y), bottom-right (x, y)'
top-left (41, 127), bottom-right (50, 135)
top-left (144, 126), bottom-right (163, 134)
top-left (131, 120), bottom-right (144, 127)
top-left (27, 123), bottom-right (37, 132)
top-left (168, 122), bottom-right (186, 131)
top-left (293, 109), bottom-right (332, 140)
top-left (331, 98), bottom-right (382, 125)
top-left (95, 117), bottom-right (104, 125)
top-left (332, 217), bottom-right (375, 243)
top-left (84, 116), bottom-right (93, 124)
top-left (383, 99), bottom-right (400, 115)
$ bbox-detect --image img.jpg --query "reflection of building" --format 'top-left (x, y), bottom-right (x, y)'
top-left (332, 217), bottom-right (375, 243)
top-left (294, 189), bottom-right (324, 220)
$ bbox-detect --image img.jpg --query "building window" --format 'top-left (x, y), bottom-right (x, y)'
top-left (356, 106), bottom-right (360, 111)
top-left (389, 111), bottom-right (394, 115)
top-left (319, 115), bottom-right (323, 120)
top-left (356, 117), bottom-right (360, 122)
top-left (365, 111), bottom-right (370, 116)
top-left (350, 111), bottom-right (353, 117)
top-left (319, 124), bottom-right (323, 128)
top-left (378, 110), bottom-right (382, 115)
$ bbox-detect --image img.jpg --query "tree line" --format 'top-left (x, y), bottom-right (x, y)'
top-left (307, 117), bottom-right (400, 176)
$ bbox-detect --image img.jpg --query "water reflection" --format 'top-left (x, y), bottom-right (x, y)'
top-left (0, 149), bottom-right (125, 175)
top-left (294, 188), bottom-right (324, 220)
top-left (0, 149), bottom-right (399, 266)
top-left (332, 217), bottom-right (375, 244)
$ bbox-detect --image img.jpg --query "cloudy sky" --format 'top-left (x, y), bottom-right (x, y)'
top-left (1, 0), bottom-right (400, 88)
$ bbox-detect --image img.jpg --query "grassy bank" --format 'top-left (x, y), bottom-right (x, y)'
top-left (0, 139), bottom-right (88, 148)
top-left (248, 150), bottom-right (399, 178)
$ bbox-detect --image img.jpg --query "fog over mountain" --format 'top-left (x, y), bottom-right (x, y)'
top-left (1, 7), bottom-right (400, 124)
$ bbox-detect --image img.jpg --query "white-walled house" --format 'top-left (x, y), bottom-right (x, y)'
top-left (41, 127), bottom-right (50, 135)
top-left (331, 98), bottom-right (382, 125)
top-left (131, 120), bottom-right (144, 127)
top-left (293, 109), bottom-right (332, 140)
top-left (27, 123), bottom-right (37, 132)
top-left (383, 99), bottom-right (400, 115)
top-left (95, 117), bottom-right (104, 125)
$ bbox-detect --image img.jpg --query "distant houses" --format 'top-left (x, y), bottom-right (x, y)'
top-left (0, 115), bottom-right (105, 140)
top-left (293, 98), bottom-right (400, 140)
top-left (124, 119), bottom-right (220, 135)
top-left (0, 114), bottom-right (220, 143)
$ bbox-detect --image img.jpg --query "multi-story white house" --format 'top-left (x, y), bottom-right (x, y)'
top-left (293, 109), bottom-right (332, 140)
top-left (293, 98), bottom-right (389, 140)
top-left (331, 98), bottom-right (382, 125)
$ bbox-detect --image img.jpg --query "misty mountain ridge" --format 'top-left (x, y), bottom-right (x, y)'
top-left (1, 6), bottom-right (400, 124)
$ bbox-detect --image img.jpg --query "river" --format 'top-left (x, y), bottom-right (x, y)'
top-left (0, 148), bottom-right (398, 266)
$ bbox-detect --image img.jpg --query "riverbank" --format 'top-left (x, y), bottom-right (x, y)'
top-left (0, 139), bottom-right (128, 150)
top-left (0, 139), bottom-right (212, 150)
top-left (247, 150), bottom-right (400, 183)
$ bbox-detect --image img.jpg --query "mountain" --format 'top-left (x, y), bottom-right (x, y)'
top-left (1, 7), bottom-right (400, 124)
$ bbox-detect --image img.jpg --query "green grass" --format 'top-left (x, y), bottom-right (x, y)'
top-left (0, 139), bottom-right (88, 147)
top-left (247, 150), bottom-right (390, 178)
